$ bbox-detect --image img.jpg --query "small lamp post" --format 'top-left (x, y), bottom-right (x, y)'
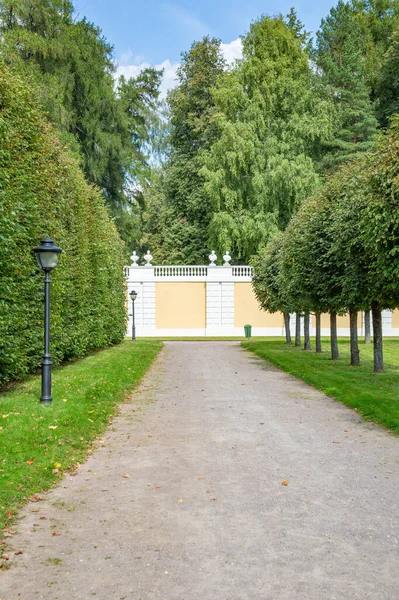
top-left (129, 290), bottom-right (138, 341)
top-left (33, 238), bottom-right (62, 405)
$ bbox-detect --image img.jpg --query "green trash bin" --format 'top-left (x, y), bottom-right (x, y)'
top-left (244, 324), bottom-right (252, 339)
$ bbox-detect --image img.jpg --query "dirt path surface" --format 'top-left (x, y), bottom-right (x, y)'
top-left (1, 341), bottom-right (399, 599)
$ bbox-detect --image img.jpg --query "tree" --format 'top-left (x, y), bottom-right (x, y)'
top-left (376, 25), bottom-right (399, 126)
top-left (201, 15), bottom-right (333, 262)
top-left (315, 0), bottom-right (379, 171)
top-left (0, 1), bottom-right (165, 256)
top-left (357, 117), bottom-right (399, 371)
top-left (115, 68), bottom-right (164, 255)
top-left (0, 1), bottom-right (131, 207)
top-left (146, 36), bottom-right (226, 264)
top-left (251, 234), bottom-right (294, 344)
top-left (352, 0), bottom-right (399, 93)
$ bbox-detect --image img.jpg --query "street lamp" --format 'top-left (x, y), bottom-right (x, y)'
top-left (129, 290), bottom-right (138, 341)
top-left (33, 238), bottom-right (62, 405)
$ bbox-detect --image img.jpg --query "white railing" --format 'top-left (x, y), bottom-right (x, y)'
top-left (232, 266), bottom-right (254, 277)
top-left (125, 264), bottom-right (254, 279)
top-left (154, 266), bottom-right (208, 277)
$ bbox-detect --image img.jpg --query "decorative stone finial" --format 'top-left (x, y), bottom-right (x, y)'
top-left (208, 250), bottom-right (217, 266)
top-left (223, 251), bottom-right (231, 266)
top-left (144, 250), bottom-right (153, 266)
top-left (130, 251), bottom-right (139, 267)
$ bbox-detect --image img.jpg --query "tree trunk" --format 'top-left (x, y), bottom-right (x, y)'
top-left (304, 311), bottom-right (311, 350)
top-left (330, 311), bottom-right (339, 360)
top-left (315, 312), bottom-right (322, 352)
top-left (364, 310), bottom-right (371, 344)
top-left (371, 302), bottom-right (383, 373)
top-left (349, 309), bottom-right (360, 366)
top-left (284, 312), bottom-right (292, 344)
top-left (295, 312), bottom-right (301, 347)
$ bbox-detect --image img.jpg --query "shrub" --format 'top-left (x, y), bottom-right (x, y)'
top-left (0, 64), bottom-right (127, 385)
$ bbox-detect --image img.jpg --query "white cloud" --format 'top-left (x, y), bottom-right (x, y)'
top-left (115, 38), bottom-right (242, 98)
top-left (157, 59), bottom-right (180, 96)
top-left (221, 38), bottom-right (243, 65)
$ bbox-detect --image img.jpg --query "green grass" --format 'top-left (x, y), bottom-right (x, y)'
top-left (242, 338), bottom-right (399, 435)
top-left (0, 340), bottom-right (162, 539)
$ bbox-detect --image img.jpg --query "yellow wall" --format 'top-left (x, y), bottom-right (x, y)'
top-left (156, 283), bottom-right (206, 329)
top-left (315, 313), bottom-right (362, 328)
top-left (392, 310), bottom-right (399, 328)
top-left (234, 283), bottom-right (283, 328)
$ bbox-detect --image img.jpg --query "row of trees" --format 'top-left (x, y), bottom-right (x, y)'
top-left (253, 117), bottom-right (399, 373)
top-left (141, 0), bottom-right (399, 264)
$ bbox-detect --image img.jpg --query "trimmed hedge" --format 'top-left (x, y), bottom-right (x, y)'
top-left (0, 64), bottom-right (127, 385)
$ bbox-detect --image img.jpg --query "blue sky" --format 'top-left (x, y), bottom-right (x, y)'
top-left (74, 0), bottom-right (338, 94)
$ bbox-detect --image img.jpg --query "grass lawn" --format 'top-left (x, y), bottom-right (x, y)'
top-left (0, 340), bottom-right (162, 542)
top-left (242, 338), bottom-right (399, 435)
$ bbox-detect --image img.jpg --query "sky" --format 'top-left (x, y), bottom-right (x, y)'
top-left (73, 0), bottom-right (338, 95)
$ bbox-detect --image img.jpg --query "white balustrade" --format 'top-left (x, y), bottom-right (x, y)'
top-left (154, 266), bottom-right (208, 278)
top-left (232, 266), bottom-right (254, 277)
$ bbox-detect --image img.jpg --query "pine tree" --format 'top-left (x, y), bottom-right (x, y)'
top-left (316, 0), bottom-right (379, 170)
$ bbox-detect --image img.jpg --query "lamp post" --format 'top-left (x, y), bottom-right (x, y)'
top-left (33, 238), bottom-right (62, 405)
top-left (129, 290), bottom-right (137, 340)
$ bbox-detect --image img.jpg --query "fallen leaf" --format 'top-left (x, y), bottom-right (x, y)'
top-left (48, 426), bottom-right (58, 430)
top-left (54, 462), bottom-right (61, 469)
top-left (123, 473), bottom-right (130, 479)
top-left (281, 480), bottom-right (289, 486)
top-left (260, 421), bottom-right (265, 425)
top-left (2, 555), bottom-right (9, 561)
top-left (332, 441), bottom-right (341, 444)
top-left (52, 469), bottom-right (59, 474)
top-left (14, 551), bottom-right (23, 556)
top-left (26, 460), bottom-right (34, 465)
top-left (177, 498), bottom-right (184, 503)
top-left (52, 532), bottom-right (61, 537)
top-left (5, 511), bottom-right (13, 520)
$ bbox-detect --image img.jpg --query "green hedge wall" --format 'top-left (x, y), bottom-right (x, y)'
top-left (0, 64), bottom-right (127, 385)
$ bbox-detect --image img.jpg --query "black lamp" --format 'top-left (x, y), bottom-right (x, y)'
top-left (129, 290), bottom-right (138, 340)
top-left (33, 238), bottom-right (62, 405)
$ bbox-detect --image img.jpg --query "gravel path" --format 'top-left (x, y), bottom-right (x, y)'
top-left (1, 341), bottom-right (398, 599)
